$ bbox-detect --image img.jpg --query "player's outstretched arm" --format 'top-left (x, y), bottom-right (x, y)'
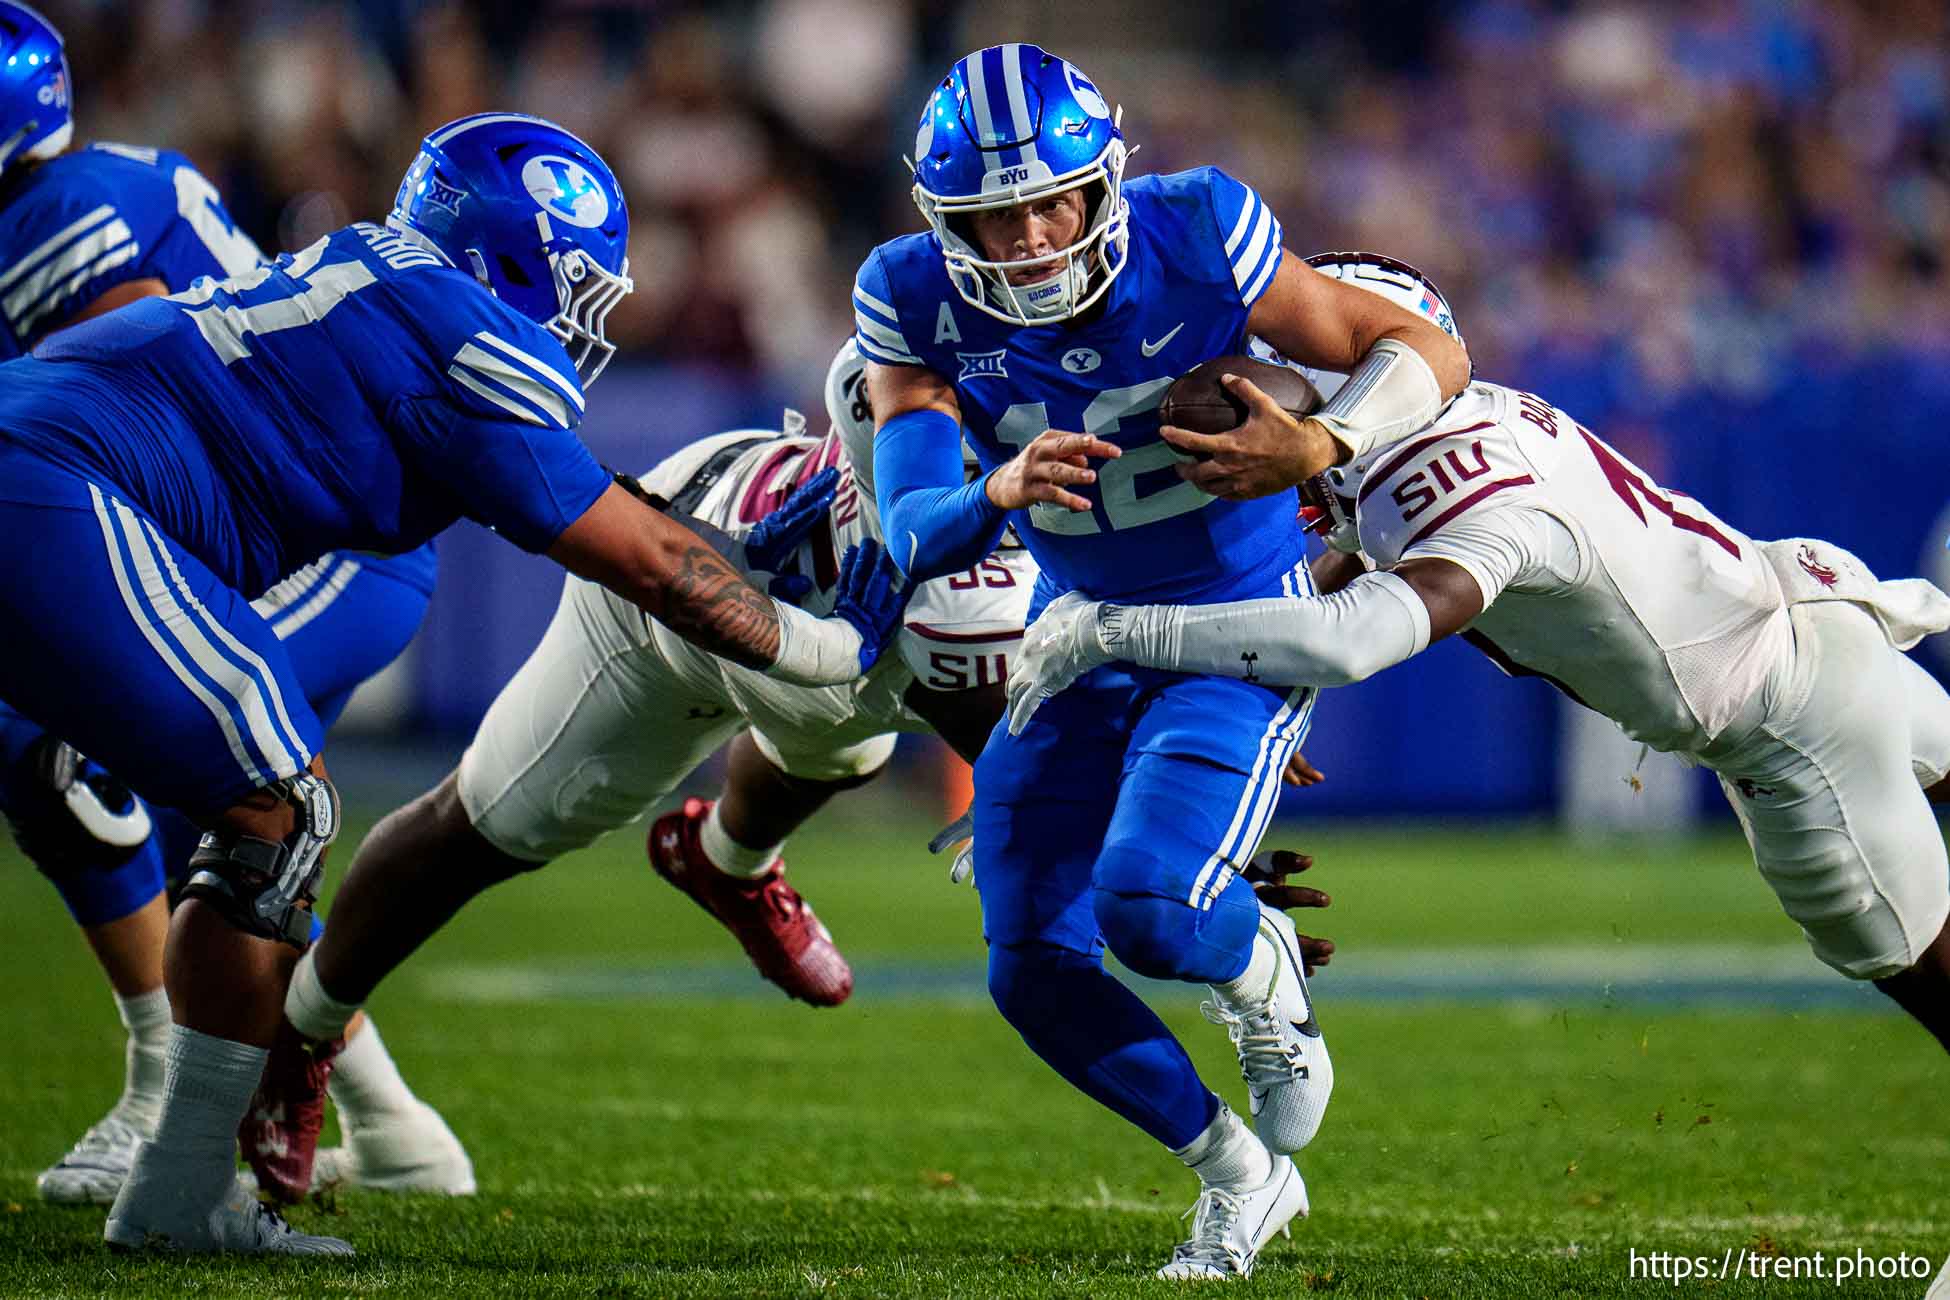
top-left (1006, 559), bottom-right (1483, 732)
top-left (549, 484), bottom-right (901, 686)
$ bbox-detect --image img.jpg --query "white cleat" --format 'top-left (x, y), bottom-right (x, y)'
top-left (1157, 1155), bottom-right (1308, 1280)
top-left (1204, 903), bottom-right (1334, 1154)
top-left (104, 1143), bottom-right (354, 1256)
top-left (314, 1100), bottom-right (476, 1195)
top-left (36, 1109), bottom-right (148, 1205)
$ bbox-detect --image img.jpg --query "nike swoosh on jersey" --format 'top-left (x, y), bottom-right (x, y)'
top-left (1140, 322), bottom-right (1185, 356)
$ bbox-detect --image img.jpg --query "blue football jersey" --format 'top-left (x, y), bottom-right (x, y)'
top-left (854, 166), bottom-right (1305, 605)
top-left (0, 143), bottom-right (263, 360)
top-left (0, 221), bottom-right (610, 596)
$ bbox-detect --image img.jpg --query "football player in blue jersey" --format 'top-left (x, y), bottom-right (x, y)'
top-left (855, 45), bottom-right (1470, 1278)
top-left (0, 108), bottom-right (905, 1256)
top-left (0, 1), bottom-right (466, 1211)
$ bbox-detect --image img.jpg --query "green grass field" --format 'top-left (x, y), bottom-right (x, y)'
top-left (3, 802), bottom-right (1945, 1297)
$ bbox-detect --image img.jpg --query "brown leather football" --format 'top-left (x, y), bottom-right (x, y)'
top-left (1159, 355), bottom-right (1324, 434)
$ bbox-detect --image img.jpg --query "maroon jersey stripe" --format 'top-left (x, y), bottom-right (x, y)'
top-left (1400, 473), bottom-right (1535, 550)
top-left (1357, 421), bottom-right (1496, 504)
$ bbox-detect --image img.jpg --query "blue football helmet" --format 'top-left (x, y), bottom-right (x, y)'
top-left (390, 112), bottom-right (633, 384)
top-left (0, 2), bottom-right (70, 176)
top-left (910, 43), bottom-right (1130, 326)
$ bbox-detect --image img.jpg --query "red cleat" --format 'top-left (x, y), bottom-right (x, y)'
top-left (647, 797), bottom-right (852, 1007)
top-left (240, 1018), bottom-right (343, 1204)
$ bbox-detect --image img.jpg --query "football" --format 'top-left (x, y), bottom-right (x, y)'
top-left (1158, 355), bottom-right (1325, 434)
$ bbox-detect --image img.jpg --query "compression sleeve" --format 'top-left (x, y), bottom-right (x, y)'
top-left (873, 407), bottom-right (1007, 581)
top-left (1104, 570), bottom-right (1433, 687)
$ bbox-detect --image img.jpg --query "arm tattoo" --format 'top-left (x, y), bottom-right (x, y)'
top-left (652, 543), bottom-right (781, 669)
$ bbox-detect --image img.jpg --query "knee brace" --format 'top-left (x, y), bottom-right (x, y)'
top-left (181, 773), bottom-right (340, 948)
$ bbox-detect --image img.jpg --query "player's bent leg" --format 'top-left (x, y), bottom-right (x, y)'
top-left (1095, 684), bottom-right (1331, 1155)
top-left (1709, 606), bottom-right (1950, 1035)
top-left (648, 730), bottom-right (887, 1006)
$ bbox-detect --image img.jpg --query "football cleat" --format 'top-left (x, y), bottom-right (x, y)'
top-left (313, 1099), bottom-right (476, 1195)
top-left (1157, 1155), bottom-right (1308, 1280)
top-left (36, 1108), bottom-right (148, 1205)
top-left (239, 1020), bottom-right (344, 1204)
top-left (1203, 903), bottom-right (1334, 1154)
top-left (106, 1160), bottom-right (353, 1255)
top-left (647, 797), bottom-right (852, 1007)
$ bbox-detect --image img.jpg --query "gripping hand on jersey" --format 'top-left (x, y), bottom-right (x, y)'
top-left (1006, 591), bottom-right (1114, 733)
top-left (743, 466), bottom-right (840, 604)
top-left (831, 538), bottom-right (910, 673)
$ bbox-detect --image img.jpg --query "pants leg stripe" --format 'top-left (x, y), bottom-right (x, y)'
top-left (266, 555), bottom-right (362, 641)
top-left (1186, 558), bottom-right (1320, 909)
top-left (134, 516), bottom-right (311, 777)
top-left (89, 484), bottom-right (269, 786)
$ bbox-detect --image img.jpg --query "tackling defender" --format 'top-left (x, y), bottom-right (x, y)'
top-left (1011, 256), bottom-right (1950, 1054)
top-left (0, 1), bottom-right (464, 1208)
top-left (276, 341), bottom-right (1029, 1037)
top-left (0, 110), bottom-right (903, 1256)
top-left (856, 45), bottom-right (1468, 1278)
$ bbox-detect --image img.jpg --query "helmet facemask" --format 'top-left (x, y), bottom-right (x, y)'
top-left (915, 135), bottom-right (1130, 327)
top-left (535, 211), bottom-right (633, 385)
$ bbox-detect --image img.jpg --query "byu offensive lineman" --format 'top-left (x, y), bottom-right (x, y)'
top-left (284, 341), bottom-right (1030, 1029)
top-left (855, 45), bottom-right (1469, 1278)
top-left (1012, 256), bottom-right (1950, 1066)
top-left (0, 111), bottom-right (904, 1255)
top-left (0, 2), bottom-right (464, 1208)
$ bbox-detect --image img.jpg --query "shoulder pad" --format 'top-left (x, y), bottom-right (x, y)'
top-left (1356, 414), bottom-right (1539, 565)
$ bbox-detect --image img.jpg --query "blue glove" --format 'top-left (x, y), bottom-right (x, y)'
top-left (745, 467), bottom-right (840, 604)
top-left (831, 537), bottom-right (911, 672)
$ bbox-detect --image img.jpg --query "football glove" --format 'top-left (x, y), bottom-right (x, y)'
top-left (1006, 590), bottom-right (1111, 734)
top-left (743, 466), bottom-right (840, 604)
top-left (830, 538), bottom-right (910, 672)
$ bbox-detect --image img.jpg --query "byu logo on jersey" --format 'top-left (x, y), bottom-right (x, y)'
top-left (522, 155), bottom-right (609, 228)
top-left (1061, 347), bottom-right (1101, 375)
top-left (957, 350), bottom-right (1009, 383)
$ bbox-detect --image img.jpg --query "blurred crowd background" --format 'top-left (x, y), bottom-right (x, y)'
top-left (29, 0), bottom-right (1950, 818)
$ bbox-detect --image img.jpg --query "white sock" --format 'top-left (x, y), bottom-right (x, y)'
top-left (698, 802), bottom-right (781, 878)
top-left (1173, 1101), bottom-right (1274, 1191)
top-left (284, 949), bottom-right (362, 1042)
top-left (1211, 932), bottom-right (1279, 1010)
top-left (148, 1026), bottom-right (268, 1161)
top-left (112, 987), bottom-right (171, 1132)
top-left (328, 1018), bottom-right (418, 1126)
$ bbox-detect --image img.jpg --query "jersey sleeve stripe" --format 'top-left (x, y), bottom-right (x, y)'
top-left (0, 203), bottom-right (116, 293)
top-left (1357, 421), bottom-right (1496, 505)
top-left (1228, 201), bottom-right (1275, 296)
top-left (468, 330), bottom-right (585, 412)
top-left (447, 362), bottom-right (563, 428)
top-left (2, 217), bottom-right (134, 326)
top-left (853, 311), bottom-right (922, 365)
top-left (852, 284), bottom-right (902, 326)
top-left (1221, 187), bottom-right (1259, 259)
top-left (455, 339), bottom-right (579, 422)
top-left (1238, 223), bottom-right (1282, 305)
top-left (1401, 474), bottom-right (1535, 551)
top-left (9, 237), bottom-right (140, 338)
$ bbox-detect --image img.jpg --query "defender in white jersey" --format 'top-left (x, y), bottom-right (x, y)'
top-left (1013, 366), bottom-right (1950, 1040)
top-left (346, 343), bottom-right (1033, 1008)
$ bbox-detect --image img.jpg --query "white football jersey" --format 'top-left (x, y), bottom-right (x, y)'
top-left (1353, 383), bottom-right (1788, 753)
top-left (637, 427), bottom-right (1034, 732)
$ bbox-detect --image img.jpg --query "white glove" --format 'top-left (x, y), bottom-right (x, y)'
top-left (928, 810), bottom-right (976, 886)
top-left (1006, 590), bottom-right (1112, 734)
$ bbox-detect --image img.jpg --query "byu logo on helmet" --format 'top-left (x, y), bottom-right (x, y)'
top-left (1062, 63), bottom-right (1109, 119)
top-left (522, 154), bottom-right (609, 228)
